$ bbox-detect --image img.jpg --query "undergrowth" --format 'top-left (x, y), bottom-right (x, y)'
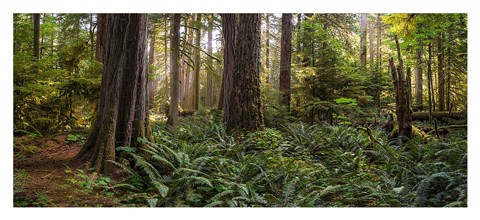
top-left (112, 115), bottom-right (467, 207)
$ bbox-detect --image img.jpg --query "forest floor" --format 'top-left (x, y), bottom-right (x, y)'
top-left (14, 134), bottom-right (122, 207)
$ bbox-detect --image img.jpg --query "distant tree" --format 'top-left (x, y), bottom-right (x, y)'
top-left (193, 14), bottom-right (202, 110)
top-left (167, 14), bottom-right (181, 126)
top-left (279, 13), bottom-right (292, 110)
top-left (415, 47), bottom-right (423, 108)
top-left (437, 33), bottom-right (445, 111)
top-left (148, 25), bottom-right (156, 109)
top-left (265, 14), bottom-right (270, 83)
top-left (32, 13), bottom-right (40, 74)
top-left (76, 14), bottom-right (149, 174)
top-left (206, 15), bottom-right (214, 108)
top-left (227, 14), bottom-right (263, 131)
top-left (359, 14), bottom-right (367, 69)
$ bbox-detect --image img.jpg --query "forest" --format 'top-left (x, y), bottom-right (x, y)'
top-left (13, 13), bottom-right (467, 207)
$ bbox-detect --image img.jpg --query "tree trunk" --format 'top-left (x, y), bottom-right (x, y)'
top-left (227, 14), bottom-right (263, 132)
top-left (167, 14), bottom-right (181, 126)
top-left (446, 36), bottom-right (452, 110)
top-left (164, 17), bottom-right (169, 102)
top-left (359, 14), bottom-right (367, 69)
top-left (437, 33), bottom-right (445, 111)
top-left (95, 14), bottom-right (107, 74)
top-left (185, 16), bottom-right (195, 110)
top-left (279, 13), bottom-right (292, 110)
top-left (206, 15), bottom-right (214, 108)
top-left (376, 14), bottom-right (381, 71)
top-left (407, 67), bottom-right (412, 106)
top-left (369, 22), bottom-right (374, 72)
top-left (220, 14), bottom-right (236, 123)
top-left (427, 42), bottom-right (434, 122)
top-left (415, 47), bottom-right (423, 108)
top-left (148, 28), bottom-right (156, 109)
top-left (32, 13), bottom-right (40, 74)
top-left (391, 35), bottom-right (412, 140)
top-left (76, 14), bottom-right (149, 174)
top-left (193, 14), bottom-right (202, 111)
top-left (375, 14), bottom-right (382, 113)
top-left (265, 14), bottom-right (270, 83)
top-left (296, 14), bottom-right (302, 64)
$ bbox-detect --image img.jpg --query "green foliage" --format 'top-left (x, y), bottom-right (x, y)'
top-left (113, 115), bottom-right (466, 207)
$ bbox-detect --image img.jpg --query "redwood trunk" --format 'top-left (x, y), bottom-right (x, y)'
top-left (279, 13), bottom-right (292, 110)
top-left (76, 14), bottom-right (149, 174)
top-left (167, 14), bottom-right (181, 126)
top-left (227, 14), bottom-right (263, 131)
top-left (220, 14), bottom-right (236, 123)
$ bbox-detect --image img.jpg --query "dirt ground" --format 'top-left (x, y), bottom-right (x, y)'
top-left (14, 134), bottom-right (122, 207)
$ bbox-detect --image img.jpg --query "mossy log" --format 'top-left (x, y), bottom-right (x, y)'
top-left (411, 111), bottom-right (465, 121)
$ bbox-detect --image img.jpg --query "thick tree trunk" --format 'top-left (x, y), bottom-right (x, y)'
top-left (76, 14), bottom-right (149, 174)
top-left (193, 14), bottom-right (202, 111)
top-left (33, 14), bottom-right (40, 61)
top-left (227, 14), bottom-right (263, 132)
top-left (206, 16), bottom-right (214, 108)
top-left (220, 14), bottom-right (236, 123)
top-left (415, 48), bottom-right (423, 108)
top-left (279, 13), bottom-right (292, 110)
top-left (359, 14), bottom-right (367, 69)
top-left (167, 14), bottom-right (181, 126)
top-left (95, 14), bottom-right (107, 74)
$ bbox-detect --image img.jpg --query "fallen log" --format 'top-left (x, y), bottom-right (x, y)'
top-left (411, 111), bottom-right (465, 121)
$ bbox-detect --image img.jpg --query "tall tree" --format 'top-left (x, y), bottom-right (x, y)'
top-left (206, 15), bottom-right (214, 108)
top-left (359, 14), bottom-right (367, 69)
top-left (227, 14), bottom-right (263, 131)
top-left (427, 42), bottom-right (434, 122)
top-left (75, 14), bottom-right (149, 174)
top-left (167, 14), bottom-right (181, 126)
top-left (279, 13), bottom-right (292, 110)
top-left (437, 33), bottom-right (445, 111)
top-left (219, 14), bottom-right (236, 122)
top-left (193, 14), bottom-right (202, 110)
top-left (265, 14), bottom-right (270, 83)
top-left (415, 48), bottom-right (423, 108)
top-left (376, 14), bottom-right (381, 71)
top-left (32, 13), bottom-right (41, 75)
top-left (147, 27), bottom-right (156, 109)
